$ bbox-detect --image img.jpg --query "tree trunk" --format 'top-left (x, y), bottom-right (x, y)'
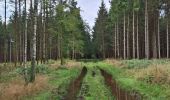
top-left (114, 23), bottom-right (117, 58)
top-left (24, 0), bottom-right (28, 83)
top-left (19, 0), bottom-right (22, 65)
top-left (123, 11), bottom-right (126, 59)
top-left (43, 0), bottom-right (46, 63)
top-left (137, 12), bottom-right (139, 59)
top-left (117, 18), bottom-right (120, 58)
top-left (146, 1), bottom-right (149, 59)
top-left (102, 30), bottom-right (105, 59)
top-left (167, 21), bottom-right (169, 58)
top-left (133, 10), bottom-right (135, 58)
top-left (127, 14), bottom-right (130, 59)
top-left (145, 0), bottom-right (149, 59)
top-left (4, 0), bottom-right (7, 64)
top-left (14, 0), bottom-right (18, 67)
top-left (60, 34), bottom-right (64, 65)
top-left (30, 0), bottom-right (38, 82)
top-left (158, 14), bottom-right (161, 58)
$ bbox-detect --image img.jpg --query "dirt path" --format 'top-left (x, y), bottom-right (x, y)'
top-left (64, 67), bottom-right (87, 100)
top-left (100, 69), bottom-right (142, 100)
top-left (78, 67), bottom-right (114, 100)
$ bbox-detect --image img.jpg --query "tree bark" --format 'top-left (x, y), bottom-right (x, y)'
top-left (137, 12), bottom-right (139, 59)
top-left (43, 0), bottom-right (46, 63)
top-left (127, 14), bottom-right (130, 59)
top-left (145, 0), bottom-right (149, 59)
top-left (158, 14), bottom-right (161, 58)
top-left (133, 10), bottom-right (135, 58)
top-left (117, 18), bottom-right (120, 58)
top-left (123, 11), bottom-right (126, 59)
top-left (167, 21), bottom-right (169, 58)
top-left (30, 0), bottom-right (38, 82)
top-left (24, 0), bottom-right (28, 83)
top-left (4, 0), bottom-right (7, 64)
top-left (115, 23), bottom-right (117, 58)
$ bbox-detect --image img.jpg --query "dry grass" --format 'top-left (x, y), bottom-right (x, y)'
top-left (104, 59), bottom-right (123, 67)
top-left (49, 60), bottom-right (60, 69)
top-left (65, 60), bottom-right (81, 68)
top-left (104, 59), bottom-right (170, 85)
top-left (128, 64), bottom-right (170, 85)
top-left (49, 60), bottom-right (81, 69)
top-left (0, 75), bottom-right (48, 100)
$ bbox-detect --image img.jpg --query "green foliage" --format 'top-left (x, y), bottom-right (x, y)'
top-left (122, 59), bottom-right (151, 69)
top-left (92, 1), bottom-right (109, 58)
top-left (15, 64), bottom-right (49, 75)
top-left (0, 70), bottom-right (18, 83)
top-left (122, 59), bottom-right (170, 69)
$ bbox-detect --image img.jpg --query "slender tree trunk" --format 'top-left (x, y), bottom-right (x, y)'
top-left (146, 2), bottom-right (149, 59)
top-left (127, 14), bottom-right (130, 59)
top-left (145, 0), bottom-right (149, 59)
top-left (137, 12), bottom-right (139, 59)
top-left (58, 34), bottom-right (60, 59)
top-left (117, 18), bottom-right (120, 58)
top-left (43, 0), bottom-right (46, 63)
top-left (167, 21), bottom-right (169, 58)
top-left (60, 33), bottom-right (64, 65)
top-left (102, 30), bottom-right (105, 59)
top-left (14, 0), bottom-right (18, 67)
top-left (4, 0), bottom-right (7, 64)
top-left (30, 0), bottom-right (38, 82)
top-left (133, 10), bottom-right (135, 58)
top-left (24, 0), bottom-right (28, 83)
top-left (114, 23), bottom-right (117, 58)
top-left (158, 14), bottom-right (161, 58)
top-left (123, 11), bottom-right (126, 59)
top-left (19, 0), bottom-right (22, 65)
top-left (72, 38), bottom-right (75, 59)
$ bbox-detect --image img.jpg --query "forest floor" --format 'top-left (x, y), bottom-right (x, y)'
top-left (0, 59), bottom-right (170, 100)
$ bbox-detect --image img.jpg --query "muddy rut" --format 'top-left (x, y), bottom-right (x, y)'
top-left (100, 69), bottom-right (142, 100)
top-left (64, 67), bottom-right (87, 100)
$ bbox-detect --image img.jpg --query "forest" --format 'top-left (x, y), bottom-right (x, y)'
top-left (0, 0), bottom-right (170, 100)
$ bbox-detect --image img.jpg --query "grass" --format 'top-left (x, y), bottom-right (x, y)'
top-left (0, 75), bottom-right (48, 100)
top-left (1, 59), bottom-right (170, 100)
top-left (24, 66), bottom-right (82, 100)
top-left (98, 60), bottom-right (170, 100)
top-left (78, 63), bottom-right (114, 100)
top-left (0, 60), bottom-right (82, 100)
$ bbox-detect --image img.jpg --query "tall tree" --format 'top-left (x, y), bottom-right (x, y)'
top-left (93, 1), bottom-right (108, 59)
top-left (30, 0), bottom-right (38, 82)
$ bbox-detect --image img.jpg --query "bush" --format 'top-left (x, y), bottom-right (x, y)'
top-left (122, 59), bottom-right (151, 69)
top-left (14, 64), bottom-right (49, 75)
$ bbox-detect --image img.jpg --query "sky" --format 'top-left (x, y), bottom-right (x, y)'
top-left (0, 0), bottom-right (111, 28)
top-left (77, 0), bottom-right (110, 28)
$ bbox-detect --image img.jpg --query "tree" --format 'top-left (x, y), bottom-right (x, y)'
top-left (30, 0), bottom-right (38, 82)
top-left (93, 1), bottom-right (108, 59)
top-left (24, 0), bottom-right (28, 83)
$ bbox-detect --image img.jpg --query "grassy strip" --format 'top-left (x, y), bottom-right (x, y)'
top-left (78, 63), bottom-right (114, 100)
top-left (97, 62), bottom-right (170, 100)
top-left (24, 67), bottom-right (81, 100)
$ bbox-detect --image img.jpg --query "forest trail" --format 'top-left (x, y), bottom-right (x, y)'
top-left (64, 67), bottom-right (87, 100)
top-left (100, 69), bottom-right (142, 100)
